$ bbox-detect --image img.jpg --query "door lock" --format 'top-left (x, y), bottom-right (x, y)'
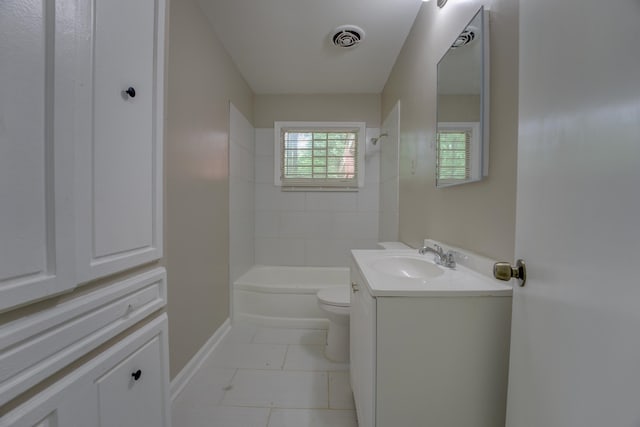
top-left (493, 259), bottom-right (527, 287)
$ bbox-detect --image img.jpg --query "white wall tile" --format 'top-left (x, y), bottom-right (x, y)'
top-left (254, 237), bottom-right (306, 266)
top-left (230, 177), bottom-right (254, 213)
top-left (279, 211), bottom-right (333, 238)
top-left (230, 104), bottom-right (255, 288)
top-left (254, 155), bottom-right (275, 184)
top-left (255, 128), bottom-right (274, 157)
top-left (305, 192), bottom-right (357, 212)
top-left (357, 185), bottom-right (379, 213)
top-left (255, 183), bottom-right (306, 212)
top-left (254, 210), bottom-right (281, 238)
top-left (230, 142), bottom-right (253, 179)
top-left (251, 127), bottom-right (381, 266)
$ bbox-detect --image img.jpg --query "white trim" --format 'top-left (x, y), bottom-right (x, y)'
top-left (170, 318), bottom-right (232, 402)
top-left (274, 121), bottom-right (367, 189)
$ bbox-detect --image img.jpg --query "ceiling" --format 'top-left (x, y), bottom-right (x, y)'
top-left (197, 0), bottom-right (424, 94)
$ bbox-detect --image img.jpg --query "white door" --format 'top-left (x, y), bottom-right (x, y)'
top-left (0, 0), bottom-right (76, 311)
top-left (506, 1), bottom-right (640, 426)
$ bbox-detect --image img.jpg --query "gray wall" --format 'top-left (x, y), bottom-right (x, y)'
top-left (165, 0), bottom-right (253, 379)
top-left (382, 0), bottom-right (519, 261)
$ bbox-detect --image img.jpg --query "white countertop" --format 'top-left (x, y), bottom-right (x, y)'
top-left (351, 249), bottom-right (513, 297)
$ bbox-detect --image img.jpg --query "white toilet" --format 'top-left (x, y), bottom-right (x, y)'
top-left (317, 287), bottom-right (351, 362)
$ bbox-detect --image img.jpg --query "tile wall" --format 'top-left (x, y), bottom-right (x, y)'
top-left (229, 104), bottom-right (255, 284)
top-left (253, 128), bottom-right (381, 267)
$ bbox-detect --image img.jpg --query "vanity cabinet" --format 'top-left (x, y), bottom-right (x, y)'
top-left (0, 0), bottom-right (165, 311)
top-left (349, 255), bottom-right (512, 427)
top-left (0, 315), bottom-right (171, 427)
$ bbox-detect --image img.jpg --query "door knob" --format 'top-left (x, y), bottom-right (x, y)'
top-left (493, 259), bottom-right (526, 287)
top-left (131, 369), bottom-right (142, 381)
top-left (124, 87), bottom-right (136, 98)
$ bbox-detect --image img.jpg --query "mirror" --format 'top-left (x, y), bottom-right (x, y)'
top-left (436, 7), bottom-right (489, 188)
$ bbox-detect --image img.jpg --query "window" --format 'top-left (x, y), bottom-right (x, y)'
top-left (436, 122), bottom-right (480, 186)
top-left (274, 122), bottom-right (366, 191)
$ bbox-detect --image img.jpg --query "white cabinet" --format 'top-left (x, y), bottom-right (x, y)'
top-left (350, 257), bottom-right (512, 427)
top-left (0, 0), bottom-right (77, 312)
top-left (0, 0), bottom-right (165, 311)
top-left (0, 315), bottom-right (171, 427)
top-left (75, 0), bottom-right (165, 283)
top-left (349, 264), bottom-right (376, 427)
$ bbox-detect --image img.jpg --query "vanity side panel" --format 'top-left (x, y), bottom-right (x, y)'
top-left (376, 296), bottom-right (511, 427)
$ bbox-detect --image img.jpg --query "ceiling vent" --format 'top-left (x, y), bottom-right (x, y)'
top-left (332, 25), bottom-right (365, 48)
top-left (451, 26), bottom-right (478, 48)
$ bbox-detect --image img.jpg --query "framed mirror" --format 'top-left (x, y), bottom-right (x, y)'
top-left (436, 7), bottom-right (489, 188)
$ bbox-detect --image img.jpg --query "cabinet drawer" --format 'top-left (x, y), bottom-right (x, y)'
top-left (0, 315), bottom-right (170, 427)
top-left (97, 336), bottom-right (163, 427)
top-left (0, 268), bottom-right (167, 406)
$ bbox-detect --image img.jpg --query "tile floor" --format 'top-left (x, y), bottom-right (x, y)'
top-left (171, 322), bottom-right (358, 427)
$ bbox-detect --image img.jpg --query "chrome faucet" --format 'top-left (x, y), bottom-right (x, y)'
top-left (418, 244), bottom-right (456, 268)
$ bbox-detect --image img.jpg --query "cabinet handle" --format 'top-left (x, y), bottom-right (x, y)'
top-left (351, 282), bottom-right (359, 293)
top-left (131, 369), bottom-right (142, 381)
top-left (124, 87), bottom-right (136, 98)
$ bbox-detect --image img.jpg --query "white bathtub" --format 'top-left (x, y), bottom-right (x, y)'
top-left (233, 265), bottom-right (350, 328)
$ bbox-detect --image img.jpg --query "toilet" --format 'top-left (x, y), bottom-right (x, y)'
top-left (317, 287), bottom-right (351, 362)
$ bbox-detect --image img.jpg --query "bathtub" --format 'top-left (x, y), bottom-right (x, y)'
top-left (233, 265), bottom-right (350, 328)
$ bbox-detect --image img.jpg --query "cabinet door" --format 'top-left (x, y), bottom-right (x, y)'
top-left (0, 0), bottom-right (76, 312)
top-left (75, 0), bottom-right (165, 283)
top-left (349, 264), bottom-right (376, 427)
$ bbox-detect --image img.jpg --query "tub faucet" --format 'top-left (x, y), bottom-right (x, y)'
top-left (418, 244), bottom-right (456, 268)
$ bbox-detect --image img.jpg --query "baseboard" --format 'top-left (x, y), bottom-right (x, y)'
top-left (170, 318), bottom-right (231, 402)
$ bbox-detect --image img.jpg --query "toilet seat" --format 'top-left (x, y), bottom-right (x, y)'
top-left (317, 287), bottom-right (350, 307)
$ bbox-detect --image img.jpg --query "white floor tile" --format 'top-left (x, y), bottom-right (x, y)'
top-left (329, 371), bottom-right (355, 410)
top-left (172, 404), bottom-right (270, 427)
top-left (253, 328), bottom-right (326, 345)
top-left (173, 367), bottom-right (236, 407)
top-left (208, 342), bottom-right (287, 370)
top-left (222, 370), bottom-right (329, 408)
top-left (223, 322), bottom-right (259, 343)
top-left (267, 409), bottom-right (358, 427)
top-left (283, 345), bottom-right (350, 371)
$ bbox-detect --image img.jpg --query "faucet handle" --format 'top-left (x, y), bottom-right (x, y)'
top-left (434, 244), bottom-right (443, 254)
top-left (444, 250), bottom-right (457, 268)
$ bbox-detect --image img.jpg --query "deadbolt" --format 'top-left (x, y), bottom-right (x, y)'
top-left (493, 259), bottom-right (526, 287)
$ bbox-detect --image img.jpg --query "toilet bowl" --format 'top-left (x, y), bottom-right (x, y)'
top-left (317, 287), bottom-right (351, 362)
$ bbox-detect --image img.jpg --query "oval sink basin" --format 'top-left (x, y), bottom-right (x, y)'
top-left (371, 256), bottom-right (444, 279)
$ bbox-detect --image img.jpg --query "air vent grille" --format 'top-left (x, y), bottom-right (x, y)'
top-left (332, 25), bottom-right (365, 48)
top-left (451, 27), bottom-right (477, 48)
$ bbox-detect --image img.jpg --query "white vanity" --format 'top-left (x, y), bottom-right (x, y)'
top-left (350, 244), bottom-right (512, 427)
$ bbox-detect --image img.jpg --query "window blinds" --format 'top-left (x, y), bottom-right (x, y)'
top-left (280, 129), bottom-right (359, 189)
top-left (436, 129), bottom-right (471, 181)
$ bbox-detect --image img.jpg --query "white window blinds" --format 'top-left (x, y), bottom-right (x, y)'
top-left (437, 128), bottom-right (471, 182)
top-left (275, 122), bottom-right (365, 190)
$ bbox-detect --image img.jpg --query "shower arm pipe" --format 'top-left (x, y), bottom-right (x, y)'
top-left (370, 132), bottom-right (389, 145)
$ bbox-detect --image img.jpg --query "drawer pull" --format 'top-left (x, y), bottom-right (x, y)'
top-left (131, 369), bottom-right (142, 381)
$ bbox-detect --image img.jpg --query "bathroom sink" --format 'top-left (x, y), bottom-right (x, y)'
top-left (371, 256), bottom-right (444, 279)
